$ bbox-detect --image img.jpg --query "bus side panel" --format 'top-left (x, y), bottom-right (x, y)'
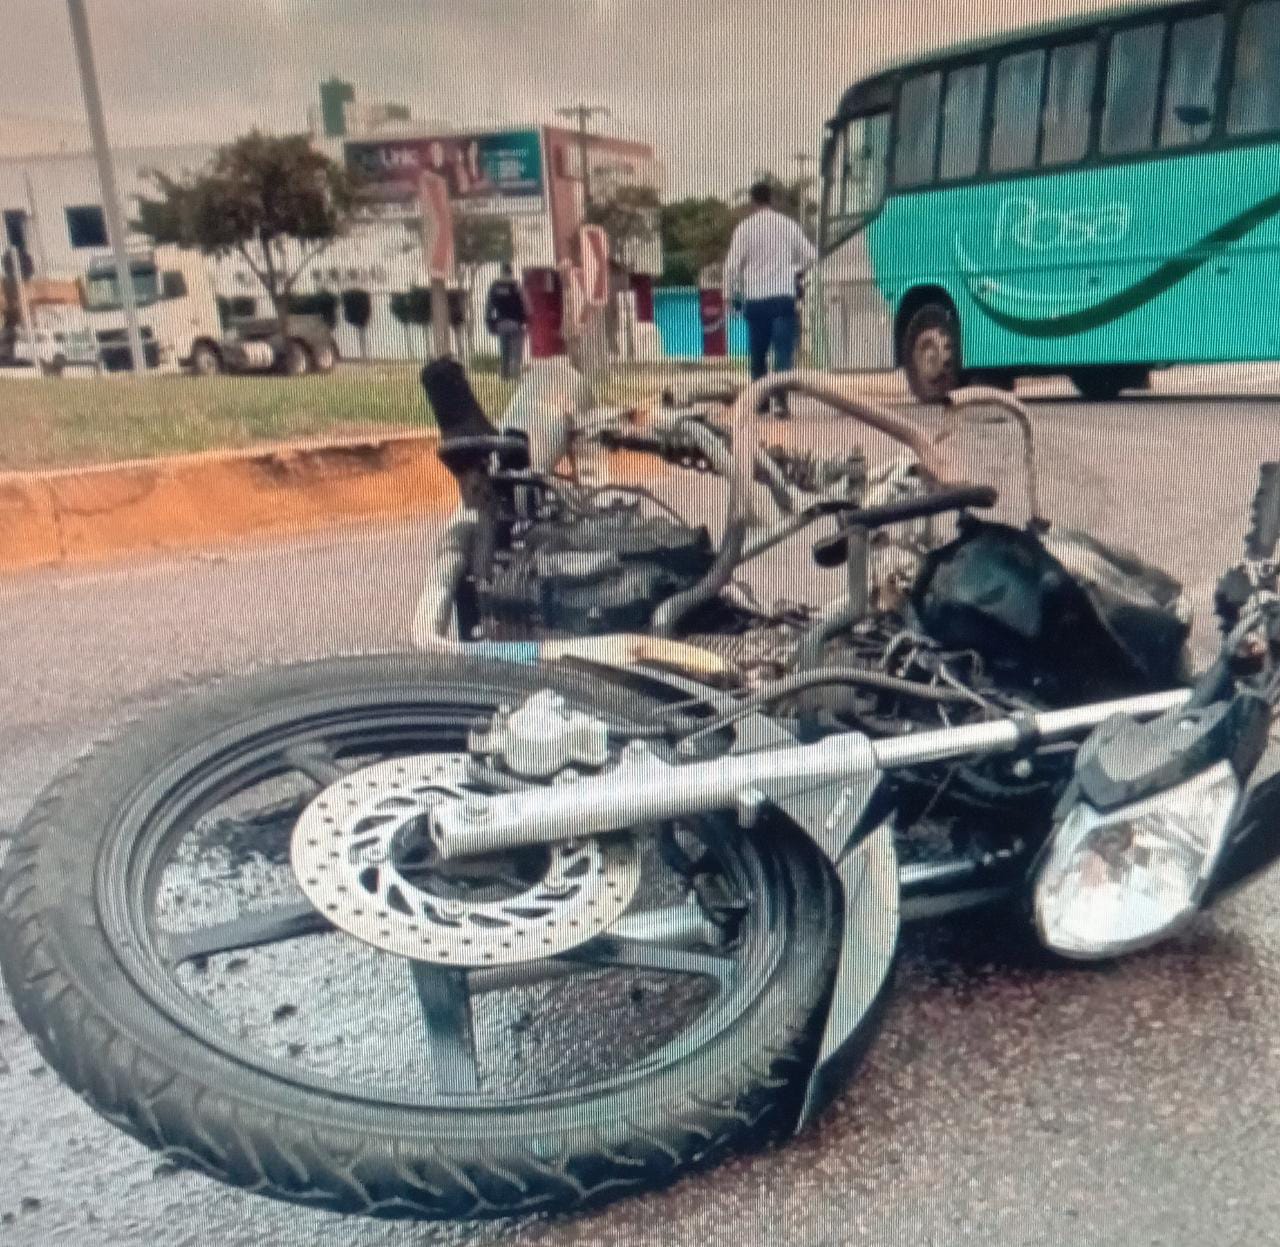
top-left (867, 143), bottom-right (1280, 371)
top-left (819, 229), bottom-right (895, 370)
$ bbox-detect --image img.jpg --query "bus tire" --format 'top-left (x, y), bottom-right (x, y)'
top-left (902, 303), bottom-right (962, 403)
top-left (1070, 366), bottom-right (1149, 402)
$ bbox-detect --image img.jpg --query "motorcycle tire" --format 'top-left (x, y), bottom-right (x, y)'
top-left (0, 653), bottom-right (857, 1221)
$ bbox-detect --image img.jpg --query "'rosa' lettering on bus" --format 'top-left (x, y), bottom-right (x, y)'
top-left (993, 196), bottom-right (1132, 252)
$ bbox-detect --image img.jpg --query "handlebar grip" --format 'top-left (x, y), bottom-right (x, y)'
top-left (599, 430), bottom-right (667, 455)
top-left (1246, 462), bottom-right (1280, 562)
top-left (813, 484), bottom-right (999, 568)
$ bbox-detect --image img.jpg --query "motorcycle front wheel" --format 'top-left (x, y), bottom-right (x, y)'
top-left (0, 653), bottom-right (855, 1220)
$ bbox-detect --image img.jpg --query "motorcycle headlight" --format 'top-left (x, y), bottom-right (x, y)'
top-left (1034, 762), bottom-right (1240, 960)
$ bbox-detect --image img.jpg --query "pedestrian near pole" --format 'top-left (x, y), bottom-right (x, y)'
top-left (66, 0), bottom-right (147, 375)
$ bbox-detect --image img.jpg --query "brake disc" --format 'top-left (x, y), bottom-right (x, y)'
top-left (290, 754), bottom-right (640, 967)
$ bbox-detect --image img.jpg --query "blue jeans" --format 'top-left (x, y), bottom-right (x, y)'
top-left (743, 296), bottom-right (799, 384)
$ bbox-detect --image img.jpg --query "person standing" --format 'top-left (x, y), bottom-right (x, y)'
top-left (484, 262), bottom-right (529, 381)
top-left (724, 181), bottom-right (817, 418)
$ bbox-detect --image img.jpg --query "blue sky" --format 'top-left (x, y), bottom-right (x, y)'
top-left (3, 0), bottom-right (1171, 196)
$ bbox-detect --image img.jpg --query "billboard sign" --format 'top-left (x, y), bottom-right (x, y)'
top-left (347, 130), bottom-right (545, 214)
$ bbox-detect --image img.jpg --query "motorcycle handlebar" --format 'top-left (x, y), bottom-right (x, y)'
top-left (812, 484), bottom-right (999, 568)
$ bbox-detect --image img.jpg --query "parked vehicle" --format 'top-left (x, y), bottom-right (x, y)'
top-left (0, 277), bottom-right (97, 374)
top-left (213, 313), bottom-right (338, 377)
top-left (3, 360), bottom-right (1279, 1221)
top-left (82, 245), bottom-right (336, 375)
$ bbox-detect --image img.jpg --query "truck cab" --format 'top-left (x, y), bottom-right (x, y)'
top-left (81, 245), bottom-right (221, 372)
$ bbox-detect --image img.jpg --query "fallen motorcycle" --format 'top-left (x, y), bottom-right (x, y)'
top-left (2, 359), bottom-right (1280, 1222)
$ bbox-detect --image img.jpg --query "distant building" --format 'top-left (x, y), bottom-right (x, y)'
top-left (309, 79), bottom-right (415, 144)
top-left (0, 102), bottom-right (666, 361)
top-left (346, 123), bottom-right (664, 356)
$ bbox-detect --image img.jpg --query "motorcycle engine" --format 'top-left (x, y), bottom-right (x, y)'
top-left (482, 502), bottom-right (716, 637)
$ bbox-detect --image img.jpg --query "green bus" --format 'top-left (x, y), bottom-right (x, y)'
top-left (817, 0), bottom-right (1280, 400)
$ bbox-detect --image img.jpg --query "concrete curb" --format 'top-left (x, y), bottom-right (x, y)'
top-left (0, 431), bottom-right (458, 574)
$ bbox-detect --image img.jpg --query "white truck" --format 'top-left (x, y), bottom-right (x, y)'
top-left (82, 245), bottom-right (337, 376)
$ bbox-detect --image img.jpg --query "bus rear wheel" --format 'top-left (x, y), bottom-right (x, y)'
top-left (902, 303), bottom-right (961, 403)
top-left (1070, 366), bottom-right (1150, 402)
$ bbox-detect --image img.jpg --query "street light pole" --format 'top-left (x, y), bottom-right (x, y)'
top-left (66, 0), bottom-right (147, 374)
top-left (555, 103), bottom-right (611, 210)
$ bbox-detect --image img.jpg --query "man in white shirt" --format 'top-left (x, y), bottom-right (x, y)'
top-left (723, 181), bottom-right (817, 418)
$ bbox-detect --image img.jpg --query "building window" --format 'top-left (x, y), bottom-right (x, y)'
top-left (1040, 40), bottom-right (1098, 166)
top-left (3, 208), bottom-right (28, 252)
top-left (65, 204), bottom-right (108, 248)
top-left (938, 63), bottom-right (987, 180)
top-left (1229, 1), bottom-right (1280, 136)
top-left (894, 70), bottom-right (942, 187)
top-left (990, 48), bottom-right (1046, 172)
top-left (1100, 23), bottom-right (1166, 156)
top-left (1160, 13), bottom-right (1225, 147)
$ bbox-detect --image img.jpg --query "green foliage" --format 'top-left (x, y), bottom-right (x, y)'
top-left (133, 130), bottom-right (360, 322)
top-left (659, 195), bottom-right (738, 286)
top-left (584, 184), bottom-right (661, 264)
top-left (404, 286), bottom-right (435, 327)
top-left (340, 288), bottom-right (373, 330)
top-left (455, 214), bottom-right (514, 283)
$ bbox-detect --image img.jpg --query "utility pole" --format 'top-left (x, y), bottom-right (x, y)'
top-left (66, 0), bottom-right (147, 374)
top-left (555, 103), bottom-right (611, 210)
top-left (23, 172), bottom-right (50, 278)
top-left (5, 247), bottom-right (39, 368)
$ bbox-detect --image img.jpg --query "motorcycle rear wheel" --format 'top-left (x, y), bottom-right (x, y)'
top-left (0, 653), bottom-right (856, 1220)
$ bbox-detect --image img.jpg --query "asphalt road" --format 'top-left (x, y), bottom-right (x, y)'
top-left (2, 392), bottom-right (1280, 1246)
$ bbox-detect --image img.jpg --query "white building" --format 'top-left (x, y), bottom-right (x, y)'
top-left (0, 117), bottom-right (665, 363)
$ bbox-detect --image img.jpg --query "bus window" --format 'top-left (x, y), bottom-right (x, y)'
top-left (939, 63), bottom-right (987, 180)
top-left (825, 112), bottom-right (889, 245)
top-left (894, 71), bottom-right (942, 187)
top-left (1100, 23), bottom-right (1165, 155)
top-left (990, 48), bottom-right (1046, 172)
top-left (1228, 1), bottom-right (1280, 136)
top-left (1160, 12), bottom-right (1225, 147)
top-left (1040, 40), bottom-right (1098, 166)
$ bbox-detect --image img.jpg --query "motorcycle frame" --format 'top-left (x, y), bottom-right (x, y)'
top-left (430, 689), bottom-right (1193, 865)
top-left (421, 659), bottom-right (1191, 1127)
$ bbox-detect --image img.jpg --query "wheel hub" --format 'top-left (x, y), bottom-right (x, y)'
top-left (913, 327), bottom-right (952, 382)
top-left (290, 754), bottom-right (640, 966)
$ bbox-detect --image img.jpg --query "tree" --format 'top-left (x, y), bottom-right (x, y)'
top-left (405, 286), bottom-right (436, 355)
top-left (585, 183), bottom-right (661, 270)
top-left (390, 286), bottom-right (435, 358)
top-left (340, 288), bottom-right (373, 359)
top-left (659, 195), bottom-right (737, 287)
top-left (454, 214), bottom-right (513, 356)
top-left (389, 291), bottom-right (414, 357)
top-left (134, 130), bottom-right (360, 336)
